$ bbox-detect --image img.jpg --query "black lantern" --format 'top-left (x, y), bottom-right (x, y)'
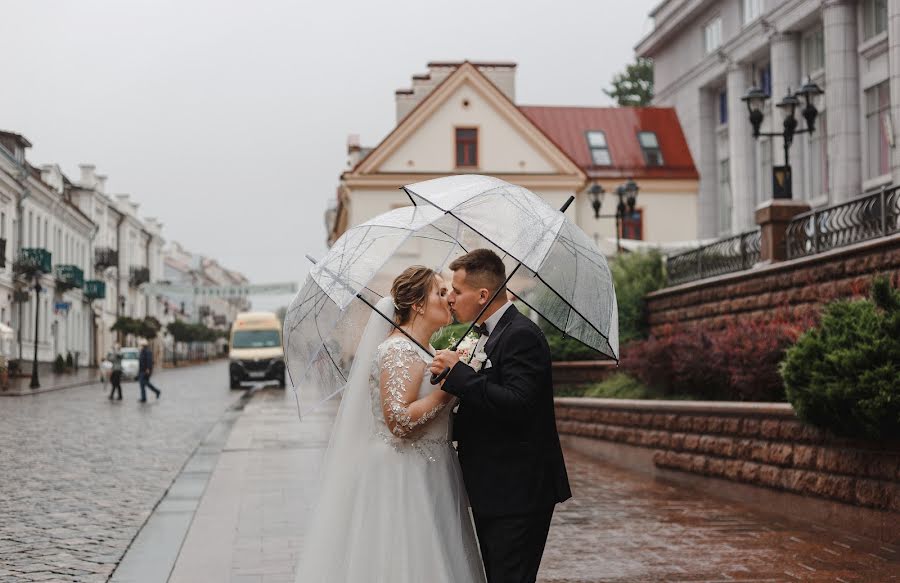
top-left (588, 183), bottom-right (604, 219)
top-left (587, 178), bottom-right (640, 252)
top-left (742, 76), bottom-right (821, 200)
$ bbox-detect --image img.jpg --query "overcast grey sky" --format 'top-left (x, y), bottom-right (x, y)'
top-left (0, 0), bottom-right (657, 310)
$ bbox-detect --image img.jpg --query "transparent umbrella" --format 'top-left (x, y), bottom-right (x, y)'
top-left (403, 174), bottom-right (619, 377)
top-left (284, 175), bottom-right (618, 415)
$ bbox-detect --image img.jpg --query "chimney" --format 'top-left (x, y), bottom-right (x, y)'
top-left (79, 164), bottom-right (97, 188)
top-left (96, 174), bottom-right (107, 193)
top-left (347, 134), bottom-right (362, 168)
top-left (395, 88), bottom-right (416, 122)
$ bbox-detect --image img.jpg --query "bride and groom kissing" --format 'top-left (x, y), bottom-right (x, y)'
top-left (295, 248), bottom-right (571, 583)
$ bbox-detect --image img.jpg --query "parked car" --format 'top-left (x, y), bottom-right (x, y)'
top-left (119, 347), bottom-right (140, 380)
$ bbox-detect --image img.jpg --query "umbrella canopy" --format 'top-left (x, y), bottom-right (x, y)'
top-left (403, 174), bottom-right (618, 361)
top-left (284, 175), bottom-right (618, 414)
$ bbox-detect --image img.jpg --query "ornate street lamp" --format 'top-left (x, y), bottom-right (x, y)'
top-left (587, 178), bottom-right (640, 252)
top-left (741, 78), bottom-right (823, 199)
top-left (30, 275), bottom-right (42, 389)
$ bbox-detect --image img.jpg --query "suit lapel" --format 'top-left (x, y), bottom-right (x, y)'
top-left (484, 304), bottom-right (519, 358)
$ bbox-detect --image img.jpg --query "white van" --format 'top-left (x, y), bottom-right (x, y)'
top-left (228, 312), bottom-right (285, 389)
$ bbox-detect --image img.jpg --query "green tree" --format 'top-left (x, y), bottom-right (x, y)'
top-left (604, 57), bottom-right (654, 107)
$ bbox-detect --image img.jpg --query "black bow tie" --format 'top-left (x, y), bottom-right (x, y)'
top-left (474, 323), bottom-right (489, 337)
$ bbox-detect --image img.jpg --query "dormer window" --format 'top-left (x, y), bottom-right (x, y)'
top-left (638, 131), bottom-right (664, 166)
top-left (585, 131), bottom-right (611, 166)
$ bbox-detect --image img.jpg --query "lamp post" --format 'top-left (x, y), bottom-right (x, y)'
top-left (587, 178), bottom-right (640, 252)
top-left (117, 295), bottom-right (126, 345)
top-left (30, 275), bottom-right (41, 389)
top-left (741, 79), bottom-right (823, 199)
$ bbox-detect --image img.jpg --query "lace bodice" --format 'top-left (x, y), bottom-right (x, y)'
top-left (369, 336), bottom-right (452, 460)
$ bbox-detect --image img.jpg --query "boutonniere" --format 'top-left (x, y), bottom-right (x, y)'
top-left (448, 332), bottom-right (489, 372)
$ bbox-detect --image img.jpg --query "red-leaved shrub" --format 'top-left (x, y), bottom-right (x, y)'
top-left (621, 309), bottom-right (819, 401)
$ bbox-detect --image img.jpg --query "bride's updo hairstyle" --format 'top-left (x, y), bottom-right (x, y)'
top-left (391, 265), bottom-right (437, 326)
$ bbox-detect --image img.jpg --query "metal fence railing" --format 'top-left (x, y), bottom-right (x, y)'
top-left (666, 229), bottom-right (761, 286)
top-left (786, 186), bottom-right (900, 259)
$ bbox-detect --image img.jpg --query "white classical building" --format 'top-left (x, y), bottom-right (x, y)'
top-left (161, 241), bottom-right (251, 329)
top-left (329, 61), bottom-right (700, 254)
top-left (67, 164), bottom-right (166, 361)
top-left (637, 0), bottom-right (896, 238)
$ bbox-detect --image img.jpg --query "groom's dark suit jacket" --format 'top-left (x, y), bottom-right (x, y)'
top-left (443, 305), bottom-right (571, 518)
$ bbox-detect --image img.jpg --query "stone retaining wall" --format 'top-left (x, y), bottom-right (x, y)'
top-left (555, 398), bottom-right (900, 514)
top-left (645, 233), bottom-right (900, 335)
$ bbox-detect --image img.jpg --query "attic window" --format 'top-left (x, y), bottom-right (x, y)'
top-left (638, 131), bottom-right (664, 166)
top-left (456, 128), bottom-right (478, 167)
top-left (585, 131), bottom-right (611, 166)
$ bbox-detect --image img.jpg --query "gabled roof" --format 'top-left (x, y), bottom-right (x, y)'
top-left (518, 106), bottom-right (698, 180)
top-left (348, 61), bottom-right (584, 179)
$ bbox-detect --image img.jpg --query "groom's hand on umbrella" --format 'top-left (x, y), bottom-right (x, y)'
top-left (430, 349), bottom-right (460, 376)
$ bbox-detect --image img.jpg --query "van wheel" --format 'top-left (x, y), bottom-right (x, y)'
top-left (230, 377), bottom-right (241, 390)
top-left (277, 375), bottom-right (286, 389)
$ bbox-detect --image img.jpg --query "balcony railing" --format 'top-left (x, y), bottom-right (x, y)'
top-left (84, 280), bottom-right (107, 300)
top-left (13, 248), bottom-right (52, 277)
top-left (786, 186), bottom-right (900, 259)
top-left (129, 266), bottom-right (150, 288)
top-left (666, 230), bottom-right (761, 286)
top-left (94, 247), bottom-right (118, 271)
top-left (55, 265), bottom-right (85, 291)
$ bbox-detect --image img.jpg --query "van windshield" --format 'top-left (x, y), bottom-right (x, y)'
top-left (232, 330), bottom-right (281, 349)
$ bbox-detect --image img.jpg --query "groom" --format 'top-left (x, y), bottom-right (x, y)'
top-left (431, 249), bottom-right (571, 583)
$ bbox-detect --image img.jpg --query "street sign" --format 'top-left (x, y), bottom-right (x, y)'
top-left (140, 281), bottom-right (299, 297)
top-left (54, 302), bottom-right (71, 314)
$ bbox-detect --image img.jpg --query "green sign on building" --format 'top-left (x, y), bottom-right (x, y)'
top-left (84, 280), bottom-right (106, 300)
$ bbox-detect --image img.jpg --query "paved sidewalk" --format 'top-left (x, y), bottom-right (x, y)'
top-left (1, 366), bottom-right (101, 396)
top-left (161, 389), bottom-right (899, 583)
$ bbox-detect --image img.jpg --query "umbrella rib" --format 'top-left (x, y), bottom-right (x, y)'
top-left (531, 270), bottom-right (613, 348)
top-left (514, 293), bottom-right (617, 362)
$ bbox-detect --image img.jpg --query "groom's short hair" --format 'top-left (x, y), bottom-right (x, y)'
top-left (449, 249), bottom-right (506, 295)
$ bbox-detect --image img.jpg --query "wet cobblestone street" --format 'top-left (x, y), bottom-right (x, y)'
top-left (0, 363), bottom-right (240, 582)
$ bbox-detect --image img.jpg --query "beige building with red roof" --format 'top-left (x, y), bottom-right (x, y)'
top-left (328, 61), bottom-right (699, 255)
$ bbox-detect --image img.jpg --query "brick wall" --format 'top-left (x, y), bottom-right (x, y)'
top-left (645, 233), bottom-right (900, 334)
top-left (555, 398), bottom-right (900, 513)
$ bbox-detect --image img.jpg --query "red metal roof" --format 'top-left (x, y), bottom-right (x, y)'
top-left (518, 106), bottom-right (698, 180)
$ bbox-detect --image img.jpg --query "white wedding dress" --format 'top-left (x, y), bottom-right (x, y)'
top-left (294, 298), bottom-right (486, 583)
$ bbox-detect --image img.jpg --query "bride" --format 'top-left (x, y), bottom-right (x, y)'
top-left (295, 266), bottom-right (486, 583)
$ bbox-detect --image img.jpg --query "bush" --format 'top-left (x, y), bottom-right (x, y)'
top-left (622, 309), bottom-right (818, 401)
top-left (610, 249), bottom-right (666, 344)
top-left (781, 276), bottom-right (900, 440)
top-left (53, 354), bottom-right (65, 374)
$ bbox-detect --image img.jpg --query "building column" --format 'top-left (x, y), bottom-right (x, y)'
top-left (697, 88), bottom-right (720, 238)
top-left (889, 0), bottom-right (900, 183)
top-left (727, 64), bottom-right (756, 232)
top-left (770, 32), bottom-right (806, 201)
top-left (823, 0), bottom-right (861, 203)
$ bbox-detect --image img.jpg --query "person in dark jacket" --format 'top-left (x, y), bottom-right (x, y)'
top-left (430, 249), bottom-right (571, 583)
top-left (137, 339), bottom-right (161, 402)
top-left (107, 345), bottom-right (123, 401)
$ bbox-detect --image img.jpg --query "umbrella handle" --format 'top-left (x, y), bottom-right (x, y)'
top-left (430, 368), bottom-right (450, 385)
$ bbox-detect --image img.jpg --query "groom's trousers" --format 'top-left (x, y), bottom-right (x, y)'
top-left (472, 505), bottom-right (554, 583)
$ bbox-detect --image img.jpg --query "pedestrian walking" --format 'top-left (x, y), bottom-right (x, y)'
top-left (108, 345), bottom-right (123, 401)
top-left (138, 339), bottom-right (161, 402)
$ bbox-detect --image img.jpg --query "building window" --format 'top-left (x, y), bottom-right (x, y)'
top-left (719, 159), bottom-right (732, 234)
top-left (455, 128), bottom-right (478, 167)
top-left (585, 131), bottom-right (611, 166)
top-left (704, 17), bottom-right (722, 54)
top-left (803, 27), bottom-right (825, 74)
top-left (718, 89), bottom-right (728, 125)
top-left (757, 63), bottom-right (771, 97)
top-left (620, 209), bottom-right (643, 240)
top-left (863, 0), bottom-right (888, 40)
top-left (742, 0), bottom-right (762, 24)
top-left (638, 131), bottom-right (664, 166)
top-left (865, 81), bottom-right (891, 179)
